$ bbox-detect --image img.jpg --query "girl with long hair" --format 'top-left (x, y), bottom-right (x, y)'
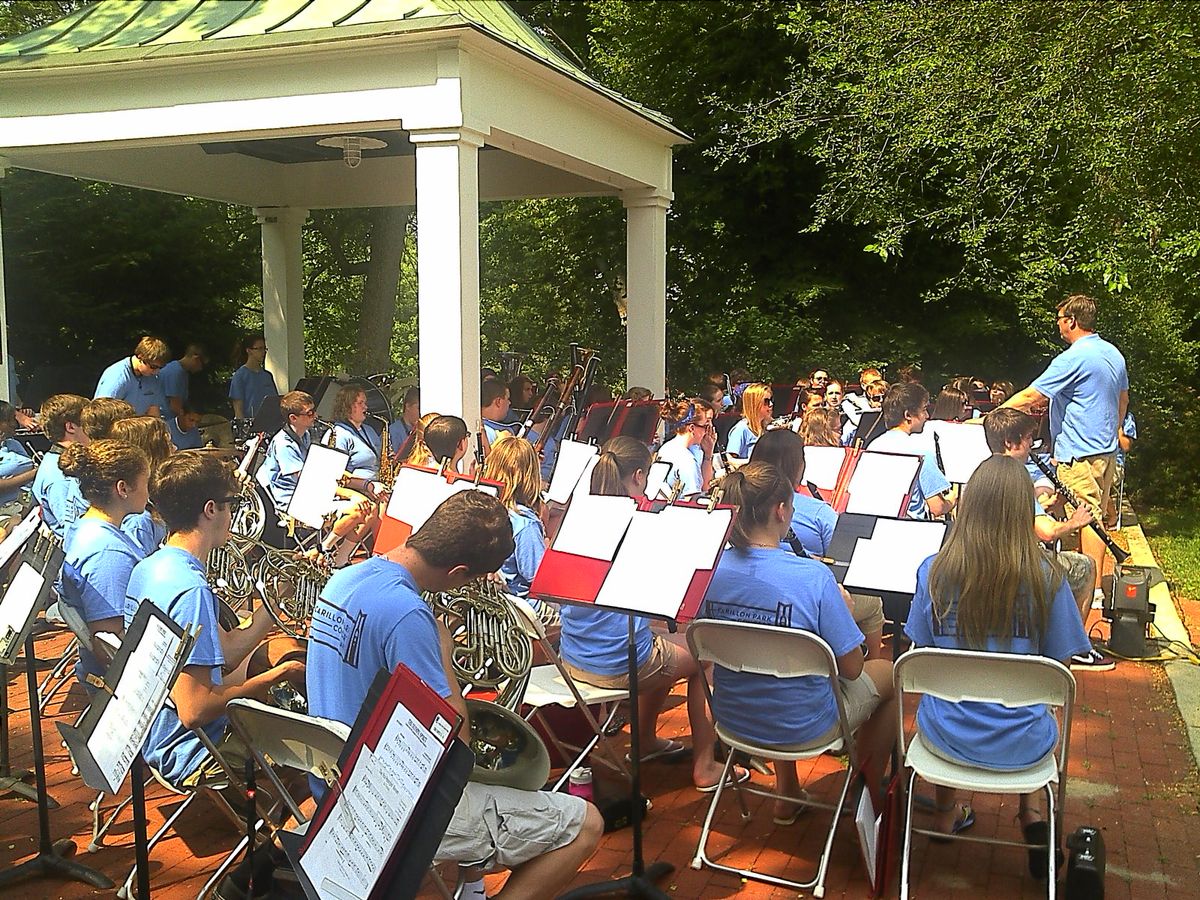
top-left (904, 455), bottom-right (1089, 850)
top-left (655, 399), bottom-right (714, 499)
top-left (559, 436), bottom-right (736, 792)
top-left (798, 408), bottom-right (841, 447)
top-left (111, 416), bottom-right (174, 555)
top-left (485, 434), bottom-right (549, 606)
top-left (726, 382), bottom-right (773, 458)
top-left (703, 461), bottom-right (896, 821)
top-left (402, 411), bottom-right (441, 467)
top-left (930, 387), bottom-right (969, 422)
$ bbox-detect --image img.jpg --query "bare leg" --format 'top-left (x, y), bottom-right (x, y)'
top-left (864, 628), bottom-right (885, 660)
top-left (930, 784), bottom-right (959, 833)
top-left (1079, 527), bottom-right (1107, 595)
top-left (857, 659), bottom-right (897, 797)
top-left (773, 759), bottom-right (804, 820)
top-left (493, 804), bottom-right (604, 900)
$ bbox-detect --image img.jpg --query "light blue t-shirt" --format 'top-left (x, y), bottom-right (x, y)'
top-left (1116, 412), bottom-right (1137, 468)
top-left (157, 360), bottom-right (189, 402)
top-left (868, 428), bottom-right (951, 520)
top-left (63, 518), bottom-right (144, 677)
top-left (725, 419), bottom-right (759, 458)
top-left (166, 416), bottom-right (202, 451)
top-left (560, 605), bottom-right (653, 677)
top-left (121, 508), bottom-right (167, 556)
top-left (0, 438), bottom-right (33, 504)
top-left (786, 491), bottom-right (838, 557)
top-left (33, 449), bottom-right (89, 539)
top-left (904, 555), bottom-right (1090, 770)
top-left (703, 547), bottom-right (864, 745)
top-left (95, 357), bottom-right (167, 416)
top-left (228, 365), bottom-right (279, 418)
top-left (656, 435), bottom-right (703, 499)
top-left (500, 505), bottom-right (546, 603)
top-left (1031, 333), bottom-right (1128, 460)
top-left (125, 546), bottom-right (227, 784)
top-left (483, 418), bottom-right (517, 446)
top-left (389, 418), bottom-right (412, 456)
top-left (332, 422), bottom-right (381, 479)
top-left (256, 427), bottom-right (311, 512)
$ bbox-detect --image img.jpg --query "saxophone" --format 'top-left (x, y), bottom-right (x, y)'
top-left (377, 420), bottom-right (395, 490)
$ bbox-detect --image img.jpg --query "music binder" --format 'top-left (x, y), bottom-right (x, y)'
top-left (545, 439), bottom-right (600, 505)
top-left (823, 513), bottom-right (948, 596)
top-left (0, 507), bottom-right (41, 573)
top-left (0, 539), bottom-right (64, 665)
top-left (574, 399), bottom-right (661, 446)
top-left (293, 663), bottom-right (467, 900)
top-left (373, 464), bottom-right (503, 556)
top-left (923, 421), bottom-right (990, 484)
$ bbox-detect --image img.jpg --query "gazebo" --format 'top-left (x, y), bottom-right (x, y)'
top-left (0, 0), bottom-right (686, 427)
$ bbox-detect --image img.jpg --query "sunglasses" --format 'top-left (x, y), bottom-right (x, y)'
top-left (215, 495), bottom-right (245, 512)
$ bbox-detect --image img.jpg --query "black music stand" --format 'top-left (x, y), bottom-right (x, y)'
top-left (0, 537), bottom-right (111, 890)
top-left (0, 513), bottom-right (42, 804)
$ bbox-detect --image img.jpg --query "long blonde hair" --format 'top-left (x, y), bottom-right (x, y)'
top-left (739, 383), bottom-right (772, 436)
top-left (404, 411), bottom-right (441, 467)
top-left (485, 433), bottom-right (543, 512)
top-left (929, 455), bottom-right (1060, 649)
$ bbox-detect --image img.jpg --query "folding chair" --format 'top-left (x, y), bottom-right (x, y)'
top-left (894, 648), bottom-right (1076, 899)
top-left (686, 619), bottom-right (857, 897)
top-left (508, 597), bottom-right (631, 790)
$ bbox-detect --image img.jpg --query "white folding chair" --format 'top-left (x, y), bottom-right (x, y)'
top-left (508, 597), bottom-right (631, 789)
top-left (894, 647), bottom-right (1076, 899)
top-left (686, 619), bottom-right (857, 898)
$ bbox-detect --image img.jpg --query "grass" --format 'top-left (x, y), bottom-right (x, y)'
top-left (1140, 506), bottom-right (1200, 603)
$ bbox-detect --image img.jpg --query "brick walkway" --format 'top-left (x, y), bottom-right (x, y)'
top-left (2, 591), bottom-right (1198, 897)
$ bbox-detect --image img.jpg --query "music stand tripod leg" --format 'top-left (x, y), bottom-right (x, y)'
top-left (559, 616), bottom-right (673, 900)
top-left (0, 661), bottom-right (42, 804)
top-left (0, 637), bottom-right (112, 890)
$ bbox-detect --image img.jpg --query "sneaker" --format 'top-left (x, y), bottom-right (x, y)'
top-left (1070, 649), bottom-right (1115, 672)
top-left (1092, 588), bottom-right (1106, 610)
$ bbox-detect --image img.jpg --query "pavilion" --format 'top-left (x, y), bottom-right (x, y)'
top-left (0, 0), bottom-right (686, 427)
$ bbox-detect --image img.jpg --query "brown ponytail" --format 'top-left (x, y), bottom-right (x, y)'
top-left (719, 461), bottom-right (793, 549)
top-left (591, 436), bottom-right (651, 497)
top-left (59, 440), bottom-right (150, 506)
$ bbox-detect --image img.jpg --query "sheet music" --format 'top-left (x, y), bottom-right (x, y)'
top-left (855, 786), bottom-right (881, 889)
top-left (594, 506), bottom-right (731, 619)
top-left (0, 507), bottom-right (40, 570)
top-left (385, 468), bottom-right (499, 533)
top-left (842, 518), bottom-right (947, 594)
top-left (0, 562), bottom-right (46, 660)
top-left (844, 451), bottom-right (922, 517)
top-left (644, 461), bottom-right (674, 501)
top-left (545, 440), bottom-right (599, 504)
top-left (300, 701), bottom-right (444, 900)
top-left (88, 615), bottom-right (182, 793)
top-left (802, 446), bottom-right (846, 492)
top-left (289, 444), bottom-right (351, 530)
top-left (926, 421), bottom-right (990, 483)
top-left (553, 494), bottom-right (637, 560)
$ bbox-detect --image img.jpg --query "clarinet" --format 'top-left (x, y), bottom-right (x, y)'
top-left (784, 528), bottom-right (807, 558)
top-left (1030, 454), bottom-right (1129, 565)
top-left (933, 432), bottom-right (946, 475)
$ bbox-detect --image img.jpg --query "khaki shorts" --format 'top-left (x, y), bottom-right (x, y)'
top-left (436, 782), bottom-right (588, 869)
top-left (562, 634), bottom-right (688, 692)
top-left (1057, 454), bottom-right (1116, 522)
top-left (760, 671), bottom-right (882, 753)
top-left (848, 593), bottom-right (885, 635)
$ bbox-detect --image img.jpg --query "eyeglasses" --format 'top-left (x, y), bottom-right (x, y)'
top-left (215, 495), bottom-right (245, 512)
top-left (252, 345), bottom-right (268, 352)
top-left (1056, 315), bottom-right (1073, 322)
top-left (763, 396), bottom-right (774, 403)
top-left (145, 362), bottom-right (163, 372)
top-left (297, 408), bottom-right (317, 418)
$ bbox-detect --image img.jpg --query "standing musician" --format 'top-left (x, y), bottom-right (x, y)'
top-left (125, 452), bottom-right (304, 787)
top-left (228, 333), bottom-right (279, 420)
top-left (726, 383), bottom-right (773, 458)
top-left (869, 383), bottom-right (955, 520)
top-left (33, 394), bottom-right (91, 539)
top-left (0, 401), bottom-right (36, 516)
top-left (702, 462), bottom-right (895, 813)
top-left (657, 399), bottom-right (715, 500)
top-left (1001, 293), bottom-right (1128, 602)
top-left (94, 336), bottom-right (171, 417)
top-left (306, 491), bottom-right (602, 900)
top-left (158, 342), bottom-right (208, 418)
top-left (111, 416), bottom-right (174, 556)
top-left (329, 384), bottom-right (381, 485)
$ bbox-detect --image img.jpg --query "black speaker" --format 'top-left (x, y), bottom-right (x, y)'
top-left (1065, 825), bottom-right (1105, 899)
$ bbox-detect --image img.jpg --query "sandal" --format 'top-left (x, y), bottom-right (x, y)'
top-left (929, 803), bottom-right (975, 843)
top-left (696, 764), bottom-right (751, 794)
top-left (772, 790), bottom-right (811, 826)
top-left (626, 739), bottom-right (689, 764)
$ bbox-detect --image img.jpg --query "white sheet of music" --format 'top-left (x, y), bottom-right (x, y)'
top-left (842, 519), bottom-right (947, 594)
top-left (803, 446), bottom-right (846, 491)
top-left (844, 451), bottom-right (922, 517)
top-left (546, 440), bottom-right (599, 504)
top-left (553, 494), bottom-right (637, 560)
top-left (644, 461), bottom-right (674, 501)
top-left (300, 702), bottom-right (442, 900)
top-left (595, 506), bottom-right (731, 619)
top-left (0, 562), bottom-right (45, 659)
top-left (385, 467), bottom-right (500, 532)
top-left (926, 421), bottom-right (991, 483)
top-left (288, 444), bottom-right (351, 530)
top-left (0, 507), bottom-right (40, 570)
top-left (88, 615), bottom-right (182, 793)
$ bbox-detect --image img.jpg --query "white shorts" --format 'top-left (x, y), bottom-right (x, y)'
top-left (436, 782), bottom-right (588, 870)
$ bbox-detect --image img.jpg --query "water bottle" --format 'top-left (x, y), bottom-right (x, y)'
top-left (568, 767), bottom-right (594, 803)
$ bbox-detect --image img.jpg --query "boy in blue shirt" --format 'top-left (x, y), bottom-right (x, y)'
top-left (157, 343), bottom-right (207, 418)
top-left (33, 394), bottom-right (91, 538)
top-left (869, 382), bottom-right (955, 520)
top-left (94, 336), bottom-right (171, 417)
top-left (255, 391), bottom-right (315, 513)
top-left (166, 404), bottom-right (204, 451)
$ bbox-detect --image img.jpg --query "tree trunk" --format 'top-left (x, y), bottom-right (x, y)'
top-left (350, 206), bottom-right (409, 373)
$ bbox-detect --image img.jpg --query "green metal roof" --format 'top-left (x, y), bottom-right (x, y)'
top-left (0, 0), bottom-right (682, 136)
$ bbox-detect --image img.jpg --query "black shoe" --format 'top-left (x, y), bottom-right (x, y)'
top-left (213, 849), bottom-right (275, 900)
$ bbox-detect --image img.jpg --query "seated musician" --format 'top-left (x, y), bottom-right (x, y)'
top-left (307, 491), bottom-right (602, 899)
top-left (868, 383), bottom-right (955, 519)
top-left (559, 437), bottom-right (732, 791)
top-left (798, 408), bottom-right (841, 447)
top-left (389, 385), bottom-right (421, 455)
top-left (228, 333), bottom-right (279, 420)
top-left (704, 372), bottom-right (734, 410)
top-left (841, 367), bottom-right (883, 425)
top-left (166, 402), bottom-right (204, 451)
top-left (750, 431), bottom-right (885, 660)
top-left (481, 380), bottom-right (516, 447)
top-left (402, 411), bottom-right (441, 467)
top-left (112, 416), bottom-right (175, 555)
top-left (904, 456), bottom-right (1089, 846)
top-left (81, 397), bottom-right (135, 441)
top-left (506, 375), bottom-right (536, 424)
top-left (60, 440), bottom-right (150, 674)
top-left (33, 394), bottom-right (91, 538)
top-left (485, 434), bottom-right (549, 609)
top-left (126, 452), bottom-right (303, 787)
top-left (808, 369), bottom-right (830, 393)
top-left (622, 386), bottom-right (654, 403)
top-left (824, 379), bottom-right (844, 412)
top-left (158, 342), bottom-right (207, 418)
top-left (256, 391), bottom-right (316, 512)
top-left (0, 401), bottom-right (36, 517)
top-left (424, 415), bottom-right (471, 473)
top-left (841, 379), bottom-right (887, 446)
top-left (725, 383), bottom-right (773, 458)
top-left (329, 384), bottom-right (381, 486)
top-left (930, 386), bottom-right (969, 421)
top-left (983, 409), bottom-right (1110, 671)
top-left (656, 399), bottom-right (714, 500)
top-left (989, 380), bottom-right (1015, 406)
top-left (94, 336), bottom-right (170, 417)
top-left (698, 383), bottom-right (725, 414)
top-left (702, 462), bottom-right (895, 815)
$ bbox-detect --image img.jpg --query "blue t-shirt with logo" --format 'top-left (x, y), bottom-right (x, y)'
top-left (1031, 333), bottom-right (1128, 460)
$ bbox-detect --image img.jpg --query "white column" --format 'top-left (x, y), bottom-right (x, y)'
top-left (623, 188), bottom-right (671, 396)
top-left (255, 206), bottom-right (308, 392)
top-left (410, 128), bottom-right (483, 432)
top-left (0, 162), bottom-right (11, 403)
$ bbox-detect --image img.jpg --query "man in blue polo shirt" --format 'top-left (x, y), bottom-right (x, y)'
top-left (1003, 293), bottom-right (1128, 600)
top-left (33, 394), bottom-right (91, 538)
top-left (157, 343), bottom-right (207, 418)
top-left (307, 491), bottom-right (601, 900)
top-left (94, 336), bottom-right (171, 417)
top-left (255, 391), bottom-right (315, 513)
top-left (125, 452), bottom-right (302, 786)
top-left (868, 382), bottom-right (955, 520)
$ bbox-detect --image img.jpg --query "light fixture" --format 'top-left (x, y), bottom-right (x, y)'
top-left (316, 135), bottom-right (388, 169)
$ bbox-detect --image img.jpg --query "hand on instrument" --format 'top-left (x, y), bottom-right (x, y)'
top-left (1068, 503), bottom-right (1095, 531)
top-left (15, 408), bottom-right (36, 429)
top-left (233, 467), bottom-right (253, 490)
top-left (270, 658), bottom-right (306, 685)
